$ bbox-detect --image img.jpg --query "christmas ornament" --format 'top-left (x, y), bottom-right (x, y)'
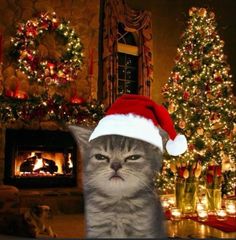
top-left (168, 102), bottom-right (176, 114)
top-left (198, 8), bottom-right (207, 17)
top-left (183, 91), bottom-right (190, 101)
top-left (214, 73), bottom-right (223, 82)
top-left (189, 7), bottom-right (197, 16)
top-left (172, 72), bottom-right (180, 82)
top-left (197, 127), bottom-right (204, 135)
top-left (178, 119), bottom-right (186, 129)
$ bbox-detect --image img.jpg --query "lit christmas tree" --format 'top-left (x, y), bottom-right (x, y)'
top-left (156, 7), bottom-right (235, 196)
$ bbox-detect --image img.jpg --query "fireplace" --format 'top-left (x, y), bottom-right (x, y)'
top-left (4, 128), bottom-right (78, 188)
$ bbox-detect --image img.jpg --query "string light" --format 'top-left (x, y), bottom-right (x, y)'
top-left (10, 12), bottom-right (83, 86)
top-left (156, 7), bottom-right (235, 196)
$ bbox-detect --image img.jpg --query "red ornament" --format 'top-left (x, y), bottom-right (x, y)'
top-left (172, 72), bottom-right (180, 82)
top-left (183, 91), bottom-right (190, 101)
top-left (214, 75), bottom-right (222, 83)
top-left (188, 143), bottom-right (195, 151)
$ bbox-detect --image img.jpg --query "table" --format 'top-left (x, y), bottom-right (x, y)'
top-left (166, 218), bottom-right (236, 239)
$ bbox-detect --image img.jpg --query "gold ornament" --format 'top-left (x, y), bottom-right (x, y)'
top-left (179, 120), bottom-right (186, 129)
top-left (168, 102), bottom-right (176, 114)
top-left (198, 8), bottom-right (207, 17)
top-left (207, 93), bottom-right (216, 100)
top-left (189, 7), bottom-right (197, 16)
top-left (197, 127), bottom-right (204, 135)
top-left (212, 122), bottom-right (223, 130)
top-left (186, 130), bottom-right (192, 137)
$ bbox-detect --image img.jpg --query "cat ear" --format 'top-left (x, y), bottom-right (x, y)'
top-left (68, 125), bottom-right (93, 154)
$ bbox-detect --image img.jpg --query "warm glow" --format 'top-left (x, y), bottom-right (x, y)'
top-left (155, 6), bottom-right (235, 197)
top-left (15, 151), bottom-right (73, 177)
top-left (33, 157), bottom-right (44, 171)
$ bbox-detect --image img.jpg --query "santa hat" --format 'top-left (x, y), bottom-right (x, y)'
top-left (89, 94), bottom-right (187, 156)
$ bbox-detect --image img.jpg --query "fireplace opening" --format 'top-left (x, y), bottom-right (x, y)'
top-left (4, 128), bottom-right (78, 188)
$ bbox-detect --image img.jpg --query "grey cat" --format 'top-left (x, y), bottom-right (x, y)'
top-left (69, 125), bottom-right (167, 239)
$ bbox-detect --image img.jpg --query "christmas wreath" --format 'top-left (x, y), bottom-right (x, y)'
top-left (10, 12), bottom-right (83, 85)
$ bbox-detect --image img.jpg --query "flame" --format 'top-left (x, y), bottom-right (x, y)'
top-left (68, 153), bottom-right (73, 168)
top-left (33, 157), bottom-right (44, 171)
top-left (15, 151), bottom-right (73, 176)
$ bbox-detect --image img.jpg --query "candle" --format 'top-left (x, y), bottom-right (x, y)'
top-left (197, 209), bottom-right (208, 221)
top-left (201, 195), bottom-right (207, 206)
top-left (197, 203), bottom-right (205, 212)
top-left (170, 208), bottom-right (181, 221)
top-left (225, 201), bottom-right (236, 216)
top-left (168, 196), bottom-right (175, 206)
top-left (216, 209), bottom-right (227, 221)
top-left (161, 199), bottom-right (170, 209)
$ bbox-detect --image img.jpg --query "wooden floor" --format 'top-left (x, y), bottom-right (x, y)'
top-left (0, 214), bottom-right (235, 239)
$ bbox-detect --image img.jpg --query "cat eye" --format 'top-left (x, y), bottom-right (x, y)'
top-left (94, 154), bottom-right (109, 161)
top-left (125, 155), bottom-right (141, 161)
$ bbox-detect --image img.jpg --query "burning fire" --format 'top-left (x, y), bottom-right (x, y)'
top-left (14, 151), bottom-right (73, 177)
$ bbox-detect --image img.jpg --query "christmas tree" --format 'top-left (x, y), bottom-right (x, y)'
top-left (156, 7), bottom-right (235, 196)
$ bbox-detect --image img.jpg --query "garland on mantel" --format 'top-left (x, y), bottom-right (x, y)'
top-left (0, 93), bottom-right (104, 126)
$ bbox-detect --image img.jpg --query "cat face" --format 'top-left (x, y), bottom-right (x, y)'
top-left (68, 126), bottom-right (163, 198)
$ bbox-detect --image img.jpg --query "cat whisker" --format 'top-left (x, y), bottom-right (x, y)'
top-left (124, 169), bottom-right (157, 198)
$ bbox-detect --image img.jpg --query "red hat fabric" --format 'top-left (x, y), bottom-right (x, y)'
top-left (89, 94), bottom-right (187, 156)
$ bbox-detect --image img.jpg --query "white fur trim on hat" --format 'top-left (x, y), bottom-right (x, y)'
top-left (89, 114), bottom-right (163, 151)
top-left (166, 134), bottom-right (187, 156)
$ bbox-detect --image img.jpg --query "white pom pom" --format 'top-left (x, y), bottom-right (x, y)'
top-left (166, 134), bottom-right (187, 156)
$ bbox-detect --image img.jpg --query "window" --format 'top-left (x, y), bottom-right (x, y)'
top-left (101, 0), bottom-right (153, 106)
top-left (117, 23), bottom-right (138, 96)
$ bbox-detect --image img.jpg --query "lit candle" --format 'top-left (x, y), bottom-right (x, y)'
top-left (168, 196), bottom-right (175, 206)
top-left (225, 201), bottom-right (236, 216)
top-left (197, 209), bottom-right (208, 222)
top-left (201, 195), bottom-right (207, 206)
top-left (216, 209), bottom-right (227, 221)
top-left (170, 208), bottom-right (181, 221)
top-left (161, 199), bottom-right (170, 209)
top-left (197, 203), bottom-right (205, 212)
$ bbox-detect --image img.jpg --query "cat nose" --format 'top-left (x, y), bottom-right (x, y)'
top-left (110, 162), bottom-right (122, 171)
